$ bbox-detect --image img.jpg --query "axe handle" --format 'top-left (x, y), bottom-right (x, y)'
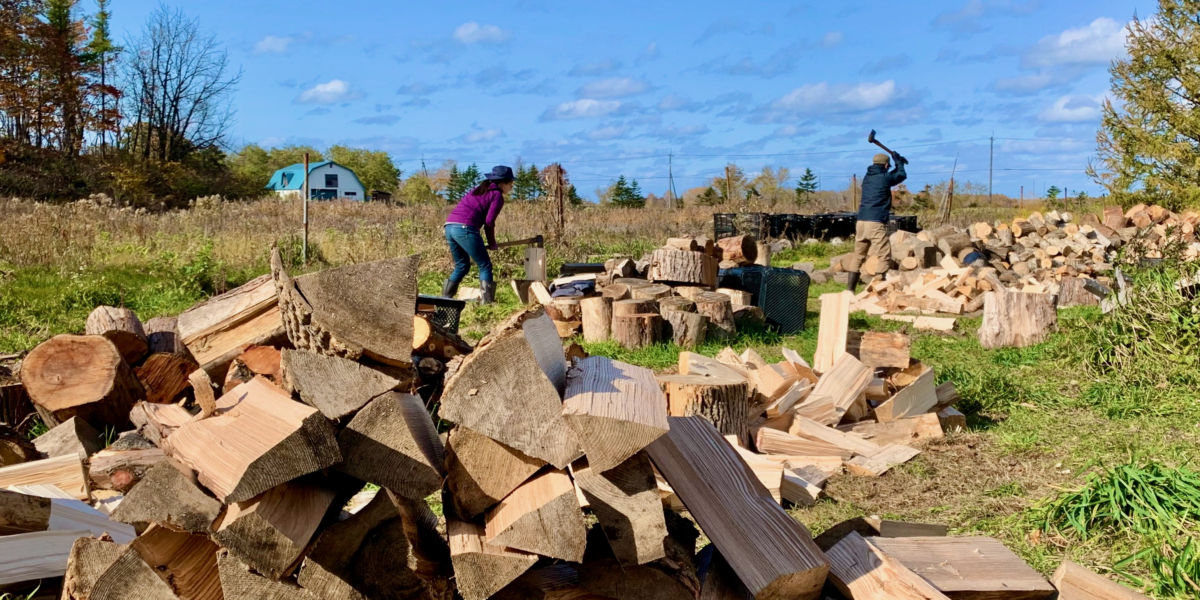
top-left (871, 138), bottom-right (895, 156)
top-left (495, 237), bottom-right (541, 249)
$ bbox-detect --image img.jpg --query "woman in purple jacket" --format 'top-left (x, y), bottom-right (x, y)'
top-left (441, 165), bottom-right (514, 304)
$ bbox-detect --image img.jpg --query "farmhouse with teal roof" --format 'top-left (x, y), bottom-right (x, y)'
top-left (265, 160), bottom-right (366, 200)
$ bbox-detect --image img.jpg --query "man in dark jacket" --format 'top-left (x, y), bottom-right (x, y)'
top-left (847, 151), bottom-right (907, 291)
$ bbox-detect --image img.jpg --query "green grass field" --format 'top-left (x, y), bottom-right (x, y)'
top-left (2, 203), bottom-right (1196, 597)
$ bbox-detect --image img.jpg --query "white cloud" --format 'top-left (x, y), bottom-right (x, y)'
top-left (993, 72), bottom-right (1056, 94)
top-left (772, 80), bottom-right (898, 113)
top-left (541, 99), bottom-right (621, 120)
top-left (821, 31), bottom-right (844, 47)
top-left (577, 77), bottom-right (649, 99)
top-left (586, 125), bottom-right (628, 140)
top-left (1039, 94), bottom-right (1104, 122)
top-left (254, 35), bottom-right (293, 54)
top-left (297, 79), bottom-right (356, 104)
top-left (464, 128), bottom-right (504, 143)
top-left (1024, 18), bottom-right (1128, 68)
top-left (454, 22), bottom-right (510, 44)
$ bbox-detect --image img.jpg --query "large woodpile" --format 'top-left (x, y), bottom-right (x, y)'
top-left (0, 248), bottom-right (1150, 599)
top-left (835, 205), bottom-right (1199, 317)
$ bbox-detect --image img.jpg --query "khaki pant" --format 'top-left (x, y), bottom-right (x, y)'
top-left (847, 220), bottom-right (891, 275)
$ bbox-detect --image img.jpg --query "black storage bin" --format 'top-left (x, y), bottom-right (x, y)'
top-left (416, 295), bottom-right (466, 333)
top-left (713, 213), bottom-right (770, 240)
top-left (769, 214), bottom-right (817, 240)
top-left (889, 214), bottom-right (919, 233)
top-left (717, 266), bottom-right (810, 334)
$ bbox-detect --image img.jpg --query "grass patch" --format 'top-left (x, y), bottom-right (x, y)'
top-left (1037, 461), bottom-right (1200, 540)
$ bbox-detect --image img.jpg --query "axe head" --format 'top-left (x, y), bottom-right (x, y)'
top-left (867, 129), bottom-right (877, 144)
top-left (533, 234), bottom-right (545, 248)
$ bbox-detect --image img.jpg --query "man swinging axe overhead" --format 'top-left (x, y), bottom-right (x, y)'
top-left (846, 130), bottom-right (908, 292)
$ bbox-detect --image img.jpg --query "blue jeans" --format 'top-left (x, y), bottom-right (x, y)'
top-left (445, 224), bottom-right (493, 285)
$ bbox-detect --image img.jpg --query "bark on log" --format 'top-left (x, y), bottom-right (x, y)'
top-left (20, 334), bottom-right (144, 429)
top-left (413, 315), bottom-right (473, 360)
top-left (978, 291), bottom-right (1057, 349)
top-left (547, 298), bottom-right (582, 338)
top-left (580, 297), bottom-right (613, 343)
top-left (88, 447), bottom-right (167, 492)
top-left (648, 249), bottom-right (718, 287)
top-left (663, 311), bottom-right (707, 348)
top-left (693, 292), bottom-right (736, 340)
top-left (612, 314), bottom-right (663, 349)
top-left (716, 236), bottom-right (757, 265)
top-left (658, 374), bottom-right (750, 441)
top-left (85, 306), bottom-right (148, 366)
top-left (179, 272), bottom-right (285, 381)
top-left (613, 298), bottom-right (658, 317)
top-left (665, 237), bottom-right (701, 252)
top-left (1057, 277), bottom-right (1101, 308)
top-left (657, 296), bottom-right (696, 314)
top-left (144, 316), bottom-right (186, 356)
top-left (136, 353), bottom-right (199, 404)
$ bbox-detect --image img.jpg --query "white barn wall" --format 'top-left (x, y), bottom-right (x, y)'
top-left (306, 162), bottom-right (366, 200)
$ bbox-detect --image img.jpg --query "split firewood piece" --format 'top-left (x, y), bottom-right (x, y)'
top-left (646, 416), bottom-right (830, 600)
top-left (978, 290), bottom-right (1057, 349)
top-left (130, 524), bottom-right (223, 600)
top-left (445, 426), bottom-right (546, 518)
top-left (78, 543), bottom-right (182, 599)
top-left (337, 391), bottom-right (444, 500)
top-left (274, 250), bottom-right (421, 368)
top-left (528, 280), bottom-right (554, 305)
top-left (934, 381), bottom-right (959, 411)
top-left (662, 310), bottom-right (707, 348)
top-left (111, 461), bottom-right (222, 533)
top-left (580, 296), bottom-right (613, 343)
top-left (781, 466), bottom-right (828, 507)
top-left (1051, 560), bottom-right (1149, 600)
top-left (839, 413), bottom-right (944, 446)
top-left (413, 314), bottom-right (473, 360)
top-left (874, 366), bottom-right (938, 422)
top-left (485, 468), bottom-right (587, 562)
top-left (62, 537), bottom-right (126, 600)
top-left (547, 298), bottom-right (583, 338)
top-left (788, 416), bottom-right (883, 458)
top-left (613, 313), bottom-right (663, 348)
top-left (648, 248), bottom-right (718, 287)
top-left (571, 453), bottom-right (668, 565)
top-left (846, 331), bottom-right (911, 369)
top-left (440, 308), bottom-right (581, 468)
top-left (764, 380), bottom-right (813, 417)
top-left (861, 516), bottom-right (949, 537)
top-left (576, 556), bottom-right (699, 600)
top-left (846, 444), bottom-right (921, 477)
top-left (794, 353), bottom-right (871, 426)
top-left (871, 536), bottom-right (1057, 599)
top-left (0, 487), bottom-right (134, 541)
top-left (0, 454), bottom-right (90, 500)
top-left (384, 490), bottom-right (455, 594)
top-left (697, 545), bottom-right (755, 600)
top-left (214, 479), bottom-right (337, 579)
top-left (826, 532), bottom-right (951, 600)
top-left (165, 376), bottom-right (341, 503)
top-left (679, 350), bottom-right (749, 380)
top-left (780, 347), bottom-right (820, 384)
top-left (938, 407), bottom-right (967, 433)
top-left (187, 368), bottom-right (218, 418)
top-left (562, 356), bottom-right (669, 472)
top-left (88, 447), bottom-right (167, 492)
top-left (813, 291), bottom-right (853, 373)
top-left (716, 235), bottom-right (757, 265)
top-left (718, 288), bottom-right (753, 308)
top-left (178, 272), bottom-right (285, 380)
top-left (729, 445), bottom-right (785, 502)
top-left (129, 401), bottom-right (192, 447)
top-left (449, 518), bottom-right (538, 600)
top-left (21, 334), bottom-right (145, 429)
top-left (754, 427), bottom-right (850, 459)
top-left (219, 550), bottom-right (319, 600)
top-left (0, 488), bottom-right (54, 534)
top-left (280, 349), bottom-right (403, 421)
top-left (33, 416), bottom-right (102, 459)
top-left (136, 352), bottom-right (199, 404)
top-left (693, 292), bottom-right (735, 340)
top-left (144, 315), bottom-right (186, 356)
top-left (85, 306), bottom-right (148, 365)
top-left (658, 374), bottom-right (751, 443)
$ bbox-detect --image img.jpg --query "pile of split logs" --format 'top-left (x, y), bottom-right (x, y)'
top-left (531, 234), bottom-right (776, 349)
top-left (818, 204), bottom-right (1199, 318)
top-left (0, 246), bottom-right (1152, 599)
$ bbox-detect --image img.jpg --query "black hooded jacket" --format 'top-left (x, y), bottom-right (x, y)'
top-left (858, 162), bottom-right (907, 223)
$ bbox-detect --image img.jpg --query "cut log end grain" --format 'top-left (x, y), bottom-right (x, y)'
top-left (716, 235), bottom-right (758, 265)
top-left (692, 292), bottom-right (735, 340)
top-left (20, 334), bottom-right (144, 429)
top-left (658, 374), bottom-right (751, 442)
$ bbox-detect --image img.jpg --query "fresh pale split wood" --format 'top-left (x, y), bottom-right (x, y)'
top-left (214, 479), bottom-right (337, 579)
top-left (871, 536), bottom-right (1057, 600)
top-left (874, 366), bottom-right (938, 422)
top-left (826, 531), bottom-right (951, 600)
top-left (562, 356), bottom-right (669, 472)
top-left (1050, 560), bottom-right (1149, 600)
top-left (813, 291), bottom-right (853, 373)
top-left (788, 416), bottom-right (883, 458)
top-left (0, 454), bottom-right (90, 500)
top-left (846, 444), bottom-right (921, 477)
top-left (444, 425), bottom-right (546, 519)
top-left (794, 353), bottom-right (872, 426)
top-left (839, 413), bottom-right (944, 446)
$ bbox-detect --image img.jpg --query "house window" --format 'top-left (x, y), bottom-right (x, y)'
top-left (280, 173), bottom-right (290, 187)
top-left (345, 191), bottom-right (356, 197)
top-left (325, 174), bottom-right (338, 187)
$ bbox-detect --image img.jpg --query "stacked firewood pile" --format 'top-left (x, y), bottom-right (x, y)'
top-left (537, 234), bottom-right (774, 349)
top-left (818, 204), bottom-right (1199, 316)
top-left (0, 248), bottom-right (1153, 599)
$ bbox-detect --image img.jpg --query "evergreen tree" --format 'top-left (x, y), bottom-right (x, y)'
top-left (1091, 0), bottom-right (1200, 208)
top-left (1046, 185), bottom-right (1061, 200)
top-left (696, 186), bottom-right (721, 206)
top-left (609, 175), bottom-right (646, 208)
top-left (445, 164), bottom-right (465, 202)
top-left (513, 163), bottom-right (541, 201)
top-left (567, 184), bottom-right (584, 206)
top-left (795, 168), bottom-right (818, 206)
top-left (87, 0), bottom-right (120, 151)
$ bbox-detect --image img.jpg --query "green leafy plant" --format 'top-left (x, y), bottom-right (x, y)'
top-left (1038, 461), bottom-right (1200, 539)
top-left (1116, 536), bottom-right (1200, 599)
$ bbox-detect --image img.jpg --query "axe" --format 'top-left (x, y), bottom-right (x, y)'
top-left (868, 130), bottom-right (908, 165)
top-left (495, 235), bottom-right (544, 249)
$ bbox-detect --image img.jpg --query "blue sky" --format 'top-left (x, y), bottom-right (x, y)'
top-left (106, 0), bottom-right (1156, 199)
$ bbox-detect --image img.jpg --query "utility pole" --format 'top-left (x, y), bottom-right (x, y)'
top-left (302, 152), bottom-right (310, 265)
top-left (1020, 185), bottom-right (1024, 207)
top-left (420, 154), bottom-right (429, 178)
top-left (988, 134), bottom-right (994, 204)
top-left (724, 164), bottom-right (732, 206)
top-left (851, 174), bottom-right (858, 211)
top-left (668, 152), bottom-right (678, 208)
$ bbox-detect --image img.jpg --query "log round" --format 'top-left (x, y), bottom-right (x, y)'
top-left (581, 297), bottom-right (613, 343)
top-left (548, 298), bottom-right (583, 338)
top-left (665, 237), bottom-right (701, 252)
top-left (693, 292), bottom-right (736, 340)
top-left (612, 314), bottom-right (662, 349)
top-left (85, 306), bottom-right (148, 365)
top-left (143, 316), bottom-right (186, 356)
top-left (612, 298), bottom-right (657, 317)
top-left (657, 296), bottom-right (696, 314)
top-left (630, 283), bottom-right (673, 301)
top-left (413, 315), bottom-right (473, 360)
top-left (647, 249), bottom-right (718, 287)
top-left (673, 286), bottom-right (708, 301)
top-left (20, 334), bottom-right (144, 428)
top-left (716, 235), bottom-right (757, 265)
top-left (600, 283), bottom-right (632, 301)
top-left (662, 311), bottom-right (707, 348)
top-left (658, 375), bottom-right (750, 440)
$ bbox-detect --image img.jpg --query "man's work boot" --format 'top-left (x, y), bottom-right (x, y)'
top-left (481, 281), bottom-right (497, 304)
top-left (846, 272), bottom-right (861, 292)
top-left (441, 279), bottom-right (459, 298)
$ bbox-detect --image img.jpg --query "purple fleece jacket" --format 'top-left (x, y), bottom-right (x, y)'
top-left (446, 188), bottom-right (504, 229)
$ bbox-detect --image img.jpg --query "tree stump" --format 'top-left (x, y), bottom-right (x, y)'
top-left (613, 298), bottom-right (657, 317)
top-left (693, 292), bottom-right (736, 340)
top-left (662, 311), bottom-right (707, 348)
top-left (630, 284), bottom-right (673, 301)
top-left (546, 299), bottom-right (582, 338)
top-left (143, 316), bottom-right (187, 356)
top-left (978, 291), bottom-right (1057, 349)
top-left (580, 297), bottom-right (613, 343)
top-left (85, 307), bottom-right (148, 366)
top-left (1056, 277), bottom-right (1101, 308)
top-left (20, 335), bottom-right (144, 429)
top-left (716, 288), bottom-right (752, 308)
top-left (612, 314), bottom-right (662, 349)
top-left (657, 375), bottom-right (750, 441)
top-left (716, 236), bottom-right (757, 265)
top-left (647, 249), bottom-right (718, 287)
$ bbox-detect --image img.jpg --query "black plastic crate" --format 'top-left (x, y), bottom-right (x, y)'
top-left (890, 214), bottom-right (919, 233)
top-left (717, 266), bottom-right (810, 334)
top-left (714, 213), bottom-right (770, 240)
top-left (769, 214), bottom-right (817, 240)
top-left (416, 295), bottom-right (466, 333)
